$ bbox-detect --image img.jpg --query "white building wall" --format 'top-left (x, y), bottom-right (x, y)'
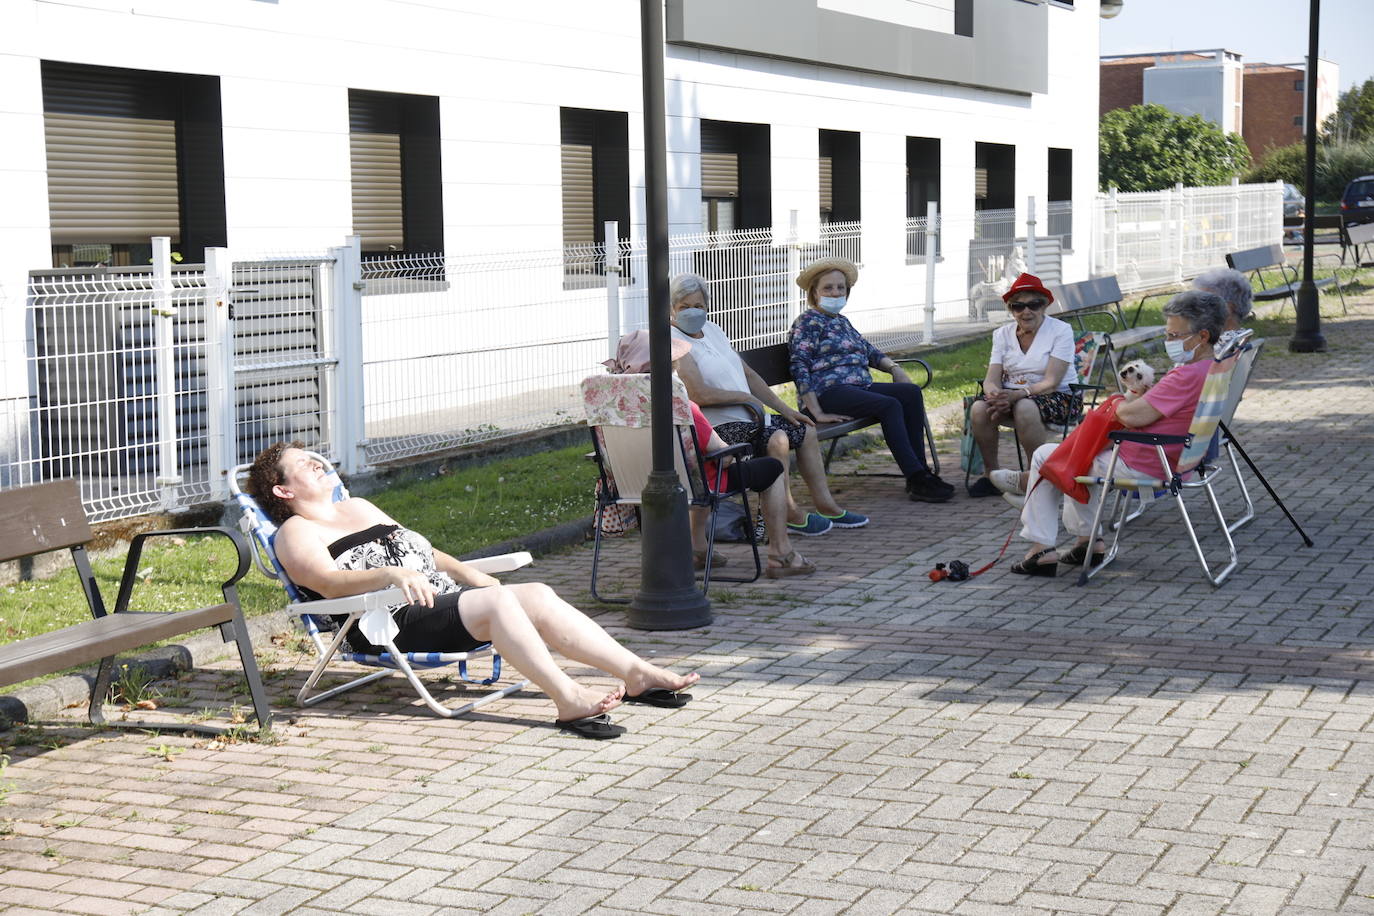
top-left (0, 0), bottom-right (1100, 326)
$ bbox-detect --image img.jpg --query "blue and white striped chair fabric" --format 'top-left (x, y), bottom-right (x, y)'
top-left (228, 452), bottom-right (530, 717)
top-left (1072, 340), bottom-right (1248, 588)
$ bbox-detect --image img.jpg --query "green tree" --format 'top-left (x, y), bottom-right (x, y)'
top-left (1322, 79), bottom-right (1374, 143)
top-left (1099, 104), bottom-right (1252, 192)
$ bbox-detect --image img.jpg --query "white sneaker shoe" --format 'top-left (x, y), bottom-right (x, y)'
top-left (1001, 491), bottom-right (1026, 509)
top-left (989, 469), bottom-right (1025, 496)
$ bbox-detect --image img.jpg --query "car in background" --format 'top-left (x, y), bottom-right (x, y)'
top-left (1282, 183), bottom-right (1304, 242)
top-left (1341, 175), bottom-right (1374, 228)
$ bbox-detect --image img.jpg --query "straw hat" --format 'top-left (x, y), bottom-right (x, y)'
top-left (796, 256), bottom-right (859, 292)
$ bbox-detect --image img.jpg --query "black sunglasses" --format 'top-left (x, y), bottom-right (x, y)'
top-left (1008, 298), bottom-right (1049, 312)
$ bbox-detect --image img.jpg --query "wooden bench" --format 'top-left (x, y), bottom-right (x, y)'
top-left (737, 342), bottom-right (937, 475)
top-left (1227, 242), bottom-right (1348, 314)
top-left (0, 480), bottom-right (272, 734)
top-left (1051, 275), bottom-right (1131, 334)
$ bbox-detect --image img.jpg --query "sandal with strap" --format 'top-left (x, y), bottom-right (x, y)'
top-left (765, 549), bottom-right (816, 579)
top-left (1010, 547), bottom-right (1058, 577)
top-left (1061, 542), bottom-right (1106, 568)
top-left (693, 550), bottom-right (727, 571)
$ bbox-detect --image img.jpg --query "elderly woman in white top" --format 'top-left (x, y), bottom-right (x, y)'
top-left (1192, 267), bottom-right (1253, 333)
top-left (967, 273), bottom-right (1081, 499)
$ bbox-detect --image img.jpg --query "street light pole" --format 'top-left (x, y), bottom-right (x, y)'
top-left (628, 0), bottom-right (712, 630)
top-left (1290, 0), bottom-right (1326, 353)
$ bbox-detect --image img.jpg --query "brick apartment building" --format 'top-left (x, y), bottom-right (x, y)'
top-left (1101, 50), bottom-right (1339, 162)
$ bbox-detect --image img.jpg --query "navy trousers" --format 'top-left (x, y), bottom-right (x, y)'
top-left (818, 382), bottom-right (931, 477)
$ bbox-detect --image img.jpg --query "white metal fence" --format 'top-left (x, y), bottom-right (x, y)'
top-left (0, 181), bottom-right (1282, 521)
top-left (1092, 180), bottom-right (1282, 292)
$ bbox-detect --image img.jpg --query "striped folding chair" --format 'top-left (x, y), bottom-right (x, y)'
top-left (1072, 344), bottom-right (1246, 587)
top-left (228, 453), bottom-right (530, 717)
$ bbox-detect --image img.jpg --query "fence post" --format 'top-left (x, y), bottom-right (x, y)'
top-left (1107, 187), bottom-right (1119, 277)
top-left (604, 220), bottom-right (621, 356)
top-left (1230, 176), bottom-right (1241, 251)
top-left (1025, 195), bottom-right (1037, 274)
top-left (151, 236), bottom-right (182, 509)
top-left (923, 201), bottom-right (938, 344)
top-left (1173, 182), bottom-right (1186, 283)
top-left (203, 247), bottom-right (235, 500)
top-left (332, 235), bottom-right (366, 475)
top-left (787, 209), bottom-right (801, 318)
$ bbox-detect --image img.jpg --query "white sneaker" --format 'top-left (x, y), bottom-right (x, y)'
top-left (1001, 491), bottom-right (1025, 509)
top-left (989, 469), bottom-right (1025, 496)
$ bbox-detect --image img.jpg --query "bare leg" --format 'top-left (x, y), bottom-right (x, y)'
top-left (764, 429), bottom-right (808, 525)
top-left (758, 475), bottom-right (795, 563)
top-left (498, 583), bottom-right (699, 699)
top-left (688, 505), bottom-right (709, 554)
top-left (457, 586), bottom-right (624, 721)
top-left (790, 425), bottom-right (844, 517)
top-left (970, 400), bottom-right (1001, 473)
top-left (1011, 399), bottom-right (1050, 461)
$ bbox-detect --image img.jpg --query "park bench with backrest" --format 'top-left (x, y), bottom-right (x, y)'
top-left (1347, 221), bottom-right (1374, 267)
top-left (1050, 275), bottom-right (1168, 393)
top-left (736, 342), bottom-right (937, 474)
top-left (0, 479), bottom-right (271, 733)
top-left (1227, 242), bottom-right (1348, 314)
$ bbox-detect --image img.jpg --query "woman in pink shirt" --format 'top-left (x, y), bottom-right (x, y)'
top-left (1011, 291), bottom-right (1229, 576)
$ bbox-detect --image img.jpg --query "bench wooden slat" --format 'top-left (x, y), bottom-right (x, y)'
top-left (0, 480), bottom-right (93, 563)
top-left (0, 605), bottom-right (235, 687)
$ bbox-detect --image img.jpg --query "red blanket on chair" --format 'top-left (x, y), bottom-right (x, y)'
top-left (1039, 394), bottom-right (1126, 504)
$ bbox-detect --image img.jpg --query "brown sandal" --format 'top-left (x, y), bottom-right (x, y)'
top-left (765, 549), bottom-right (815, 578)
top-left (693, 550), bottom-right (727, 571)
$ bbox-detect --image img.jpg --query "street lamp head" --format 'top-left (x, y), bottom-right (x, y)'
top-left (1100, 0), bottom-right (1124, 18)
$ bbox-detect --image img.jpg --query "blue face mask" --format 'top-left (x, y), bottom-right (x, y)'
top-left (818, 296), bottom-right (847, 314)
top-left (1164, 336), bottom-right (1195, 365)
top-left (674, 307), bottom-right (707, 335)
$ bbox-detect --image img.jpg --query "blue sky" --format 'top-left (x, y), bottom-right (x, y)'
top-left (1100, 0), bottom-right (1374, 92)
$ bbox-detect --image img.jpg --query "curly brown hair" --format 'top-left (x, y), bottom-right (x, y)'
top-left (247, 440), bottom-right (306, 525)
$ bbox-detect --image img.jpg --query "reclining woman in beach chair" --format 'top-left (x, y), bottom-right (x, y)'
top-left (248, 441), bottom-right (699, 740)
top-left (1007, 290), bottom-right (1229, 577)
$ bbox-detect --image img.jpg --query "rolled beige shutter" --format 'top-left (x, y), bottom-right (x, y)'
top-left (701, 152), bottom-right (738, 198)
top-left (561, 143), bottom-right (594, 248)
top-left (975, 167), bottom-right (989, 200)
top-left (350, 131), bottom-right (404, 251)
top-left (45, 112), bottom-right (181, 245)
top-left (819, 155), bottom-right (833, 215)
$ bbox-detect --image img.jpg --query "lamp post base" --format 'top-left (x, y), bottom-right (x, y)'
top-left (1288, 283), bottom-right (1327, 353)
top-left (627, 470), bottom-right (712, 630)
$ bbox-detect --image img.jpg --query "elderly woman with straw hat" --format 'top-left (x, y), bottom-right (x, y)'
top-left (788, 257), bottom-right (953, 503)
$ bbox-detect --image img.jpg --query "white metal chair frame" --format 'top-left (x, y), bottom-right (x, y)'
top-left (229, 454), bottom-right (530, 717)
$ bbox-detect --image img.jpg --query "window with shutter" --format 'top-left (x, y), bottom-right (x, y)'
top-left (348, 89), bottom-right (443, 258)
top-left (699, 119), bottom-right (769, 232)
top-left (41, 61), bottom-right (225, 267)
top-left (818, 129), bottom-right (859, 225)
top-left (559, 108), bottom-right (630, 285)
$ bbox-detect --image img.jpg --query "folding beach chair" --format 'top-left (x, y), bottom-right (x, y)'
top-left (1072, 342), bottom-right (1247, 587)
top-left (229, 454), bottom-right (530, 717)
top-left (582, 372), bottom-right (762, 602)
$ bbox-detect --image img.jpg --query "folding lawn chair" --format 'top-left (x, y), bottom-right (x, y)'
top-left (1072, 340), bottom-right (1248, 588)
top-left (582, 372), bottom-right (762, 602)
top-left (229, 454), bottom-right (530, 717)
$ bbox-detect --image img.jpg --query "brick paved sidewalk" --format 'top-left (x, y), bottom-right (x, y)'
top-left (2, 296), bottom-right (1373, 915)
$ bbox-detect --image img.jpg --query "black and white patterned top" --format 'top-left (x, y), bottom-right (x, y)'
top-left (298, 523), bottom-right (458, 610)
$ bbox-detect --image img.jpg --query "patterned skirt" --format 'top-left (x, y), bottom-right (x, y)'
top-left (975, 389), bottom-right (1082, 428)
top-left (714, 414), bottom-right (809, 455)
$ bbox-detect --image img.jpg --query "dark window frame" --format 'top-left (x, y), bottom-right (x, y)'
top-left (348, 88), bottom-right (444, 258)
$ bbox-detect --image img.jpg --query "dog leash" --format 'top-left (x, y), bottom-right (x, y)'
top-left (928, 479), bottom-right (1043, 582)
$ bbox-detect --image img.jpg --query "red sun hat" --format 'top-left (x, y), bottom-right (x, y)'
top-left (1002, 272), bottom-right (1055, 305)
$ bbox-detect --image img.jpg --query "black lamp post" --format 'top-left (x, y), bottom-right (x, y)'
top-left (1290, 0), bottom-right (1326, 353)
top-left (627, 0), bottom-right (712, 630)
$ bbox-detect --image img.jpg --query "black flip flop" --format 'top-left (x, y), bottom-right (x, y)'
top-left (624, 687), bottom-right (692, 708)
top-left (555, 713), bottom-right (625, 740)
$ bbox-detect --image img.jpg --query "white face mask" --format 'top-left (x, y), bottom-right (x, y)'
top-left (1165, 336), bottom-right (1195, 365)
top-left (818, 295), bottom-right (847, 314)
top-left (674, 307), bottom-right (707, 335)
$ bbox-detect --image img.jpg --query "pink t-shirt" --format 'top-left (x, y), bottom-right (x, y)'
top-left (1118, 359), bottom-right (1210, 473)
top-left (689, 402), bottom-right (723, 490)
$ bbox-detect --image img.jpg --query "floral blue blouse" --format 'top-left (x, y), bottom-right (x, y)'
top-left (787, 308), bottom-right (886, 397)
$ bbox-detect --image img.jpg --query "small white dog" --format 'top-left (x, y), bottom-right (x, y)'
top-left (1118, 360), bottom-right (1155, 400)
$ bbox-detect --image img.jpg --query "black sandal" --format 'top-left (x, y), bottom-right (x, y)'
top-left (1010, 547), bottom-right (1058, 577)
top-left (1061, 542), bottom-right (1106, 568)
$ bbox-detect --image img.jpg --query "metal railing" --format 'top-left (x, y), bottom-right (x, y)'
top-left (0, 182), bottom-right (1281, 521)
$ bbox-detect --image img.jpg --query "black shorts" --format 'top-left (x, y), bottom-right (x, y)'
top-left (722, 456), bottom-right (784, 493)
top-left (336, 587), bottom-right (487, 655)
